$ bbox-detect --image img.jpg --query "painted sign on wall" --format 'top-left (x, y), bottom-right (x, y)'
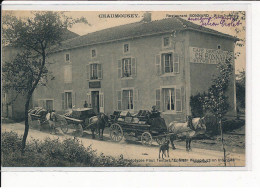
top-left (189, 47), bottom-right (233, 64)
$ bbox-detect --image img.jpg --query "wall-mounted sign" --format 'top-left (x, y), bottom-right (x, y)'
top-left (89, 81), bottom-right (101, 88)
top-left (189, 47), bottom-right (233, 65)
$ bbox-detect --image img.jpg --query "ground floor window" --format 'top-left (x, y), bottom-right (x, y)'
top-left (122, 90), bottom-right (133, 110)
top-left (38, 99), bottom-right (54, 111)
top-left (64, 92), bottom-right (72, 109)
top-left (158, 87), bottom-right (182, 112)
top-left (163, 88), bottom-right (175, 111)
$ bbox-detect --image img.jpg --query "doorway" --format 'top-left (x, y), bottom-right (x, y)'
top-left (91, 91), bottom-right (99, 114)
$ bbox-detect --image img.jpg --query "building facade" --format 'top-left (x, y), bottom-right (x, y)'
top-left (33, 16), bottom-right (237, 125)
top-left (2, 30), bottom-right (79, 120)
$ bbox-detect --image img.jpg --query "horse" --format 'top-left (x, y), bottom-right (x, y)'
top-left (87, 113), bottom-right (109, 140)
top-left (168, 117), bottom-right (207, 151)
top-left (46, 110), bottom-right (58, 134)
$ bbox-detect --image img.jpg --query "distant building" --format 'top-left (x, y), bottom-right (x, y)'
top-left (32, 16), bottom-right (238, 124)
top-left (2, 30), bottom-right (79, 121)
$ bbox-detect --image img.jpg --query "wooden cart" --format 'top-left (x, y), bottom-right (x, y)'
top-left (109, 110), bottom-right (170, 146)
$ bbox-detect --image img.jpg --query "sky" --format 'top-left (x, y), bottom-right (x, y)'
top-left (3, 10), bottom-right (246, 74)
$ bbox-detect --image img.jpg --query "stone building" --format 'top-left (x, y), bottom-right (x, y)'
top-left (33, 16), bottom-right (238, 124)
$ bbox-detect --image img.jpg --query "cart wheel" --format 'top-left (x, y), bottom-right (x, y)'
top-left (58, 119), bottom-right (68, 134)
top-left (141, 132), bottom-right (153, 146)
top-left (156, 136), bottom-right (167, 145)
top-left (110, 123), bottom-right (123, 142)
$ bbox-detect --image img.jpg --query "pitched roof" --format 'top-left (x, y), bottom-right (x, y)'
top-left (54, 17), bottom-right (238, 52)
top-left (60, 29), bottom-right (79, 41)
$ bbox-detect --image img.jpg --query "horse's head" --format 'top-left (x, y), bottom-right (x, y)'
top-left (196, 117), bottom-right (207, 133)
top-left (98, 113), bottom-right (109, 126)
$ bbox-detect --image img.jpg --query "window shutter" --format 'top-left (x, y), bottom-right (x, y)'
top-left (98, 64), bottom-right (103, 79)
top-left (181, 86), bottom-right (185, 112)
top-left (117, 90), bottom-right (122, 110)
top-left (99, 92), bottom-right (104, 113)
top-left (86, 64), bottom-right (90, 81)
top-left (61, 93), bottom-right (65, 109)
top-left (87, 92), bottom-right (91, 108)
top-left (72, 91), bottom-right (76, 109)
top-left (174, 53), bottom-right (180, 74)
top-left (118, 60), bottom-right (122, 78)
top-left (176, 88), bottom-right (182, 112)
top-left (156, 89), bottom-right (160, 111)
top-left (134, 89), bottom-right (139, 110)
top-left (131, 57), bottom-right (136, 77)
top-left (155, 54), bottom-right (161, 75)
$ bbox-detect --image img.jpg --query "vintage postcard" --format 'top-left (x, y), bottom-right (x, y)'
top-left (1, 6), bottom-right (246, 168)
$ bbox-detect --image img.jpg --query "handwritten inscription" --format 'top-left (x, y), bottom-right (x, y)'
top-left (187, 16), bottom-right (242, 27)
top-left (190, 47), bottom-right (233, 65)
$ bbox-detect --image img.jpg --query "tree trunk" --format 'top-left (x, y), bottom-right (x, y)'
top-left (219, 119), bottom-right (226, 166)
top-left (21, 94), bottom-right (32, 153)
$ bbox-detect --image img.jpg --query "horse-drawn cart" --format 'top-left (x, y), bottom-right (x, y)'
top-left (63, 108), bottom-right (97, 135)
top-left (28, 107), bottom-right (68, 133)
top-left (109, 110), bottom-right (170, 146)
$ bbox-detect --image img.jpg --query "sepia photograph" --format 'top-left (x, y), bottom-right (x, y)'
top-left (1, 8), bottom-right (246, 168)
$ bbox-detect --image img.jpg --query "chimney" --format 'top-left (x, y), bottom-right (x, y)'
top-left (142, 12), bottom-right (151, 23)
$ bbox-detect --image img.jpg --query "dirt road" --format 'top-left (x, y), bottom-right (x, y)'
top-left (2, 122), bottom-right (245, 167)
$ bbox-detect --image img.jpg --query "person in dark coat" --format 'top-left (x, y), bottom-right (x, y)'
top-left (83, 101), bottom-right (88, 108)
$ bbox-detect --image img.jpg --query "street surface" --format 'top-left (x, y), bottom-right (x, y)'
top-left (2, 122), bottom-right (245, 167)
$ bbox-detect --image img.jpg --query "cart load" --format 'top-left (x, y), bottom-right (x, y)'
top-left (109, 109), bottom-right (168, 145)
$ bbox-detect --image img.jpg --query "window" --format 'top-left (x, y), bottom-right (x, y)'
top-left (217, 45), bottom-right (221, 49)
top-left (122, 58), bottom-right (132, 77)
top-left (122, 90), bottom-right (133, 110)
top-left (64, 92), bottom-right (72, 109)
top-left (46, 100), bottom-right (54, 111)
top-left (64, 65), bottom-right (72, 83)
top-left (163, 37), bottom-right (170, 47)
top-left (156, 52), bottom-right (179, 75)
top-left (89, 63), bottom-right (102, 80)
top-left (65, 53), bottom-right (70, 62)
top-left (91, 63), bottom-right (98, 80)
top-left (118, 57), bottom-right (136, 78)
top-left (162, 53), bottom-right (173, 73)
top-left (38, 99), bottom-right (53, 110)
top-left (163, 88), bottom-right (175, 111)
top-left (161, 87), bottom-right (182, 112)
top-left (91, 49), bottom-right (96, 58)
top-left (124, 44), bottom-right (129, 53)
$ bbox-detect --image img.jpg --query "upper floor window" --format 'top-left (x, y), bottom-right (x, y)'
top-left (217, 45), bottom-right (221, 49)
top-left (118, 57), bottom-right (136, 78)
top-left (65, 53), bottom-right (70, 62)
top-left (91, 49), bottom-right (96, 58)
top-left (163, 37), bottom-right (170, 47)
top-left (124, 44), bottom-right (129, 53)
top-left (86, 63), bottom-right (102, 80)
top-left (155, 52), bottom-right (179, 75)
top-left (122, 58), bottom-right (132, 77)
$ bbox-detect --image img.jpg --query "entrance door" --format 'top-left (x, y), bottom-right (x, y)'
top-left (91, 91), bottom-right (100, 114)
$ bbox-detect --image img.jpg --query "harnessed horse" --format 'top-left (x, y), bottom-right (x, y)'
top-left (46, 111), bottom-right (58, 134)
top-left (168, 117), bottom-right (207, 151)
top-left (87, 113), bottom-right (109, 140)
